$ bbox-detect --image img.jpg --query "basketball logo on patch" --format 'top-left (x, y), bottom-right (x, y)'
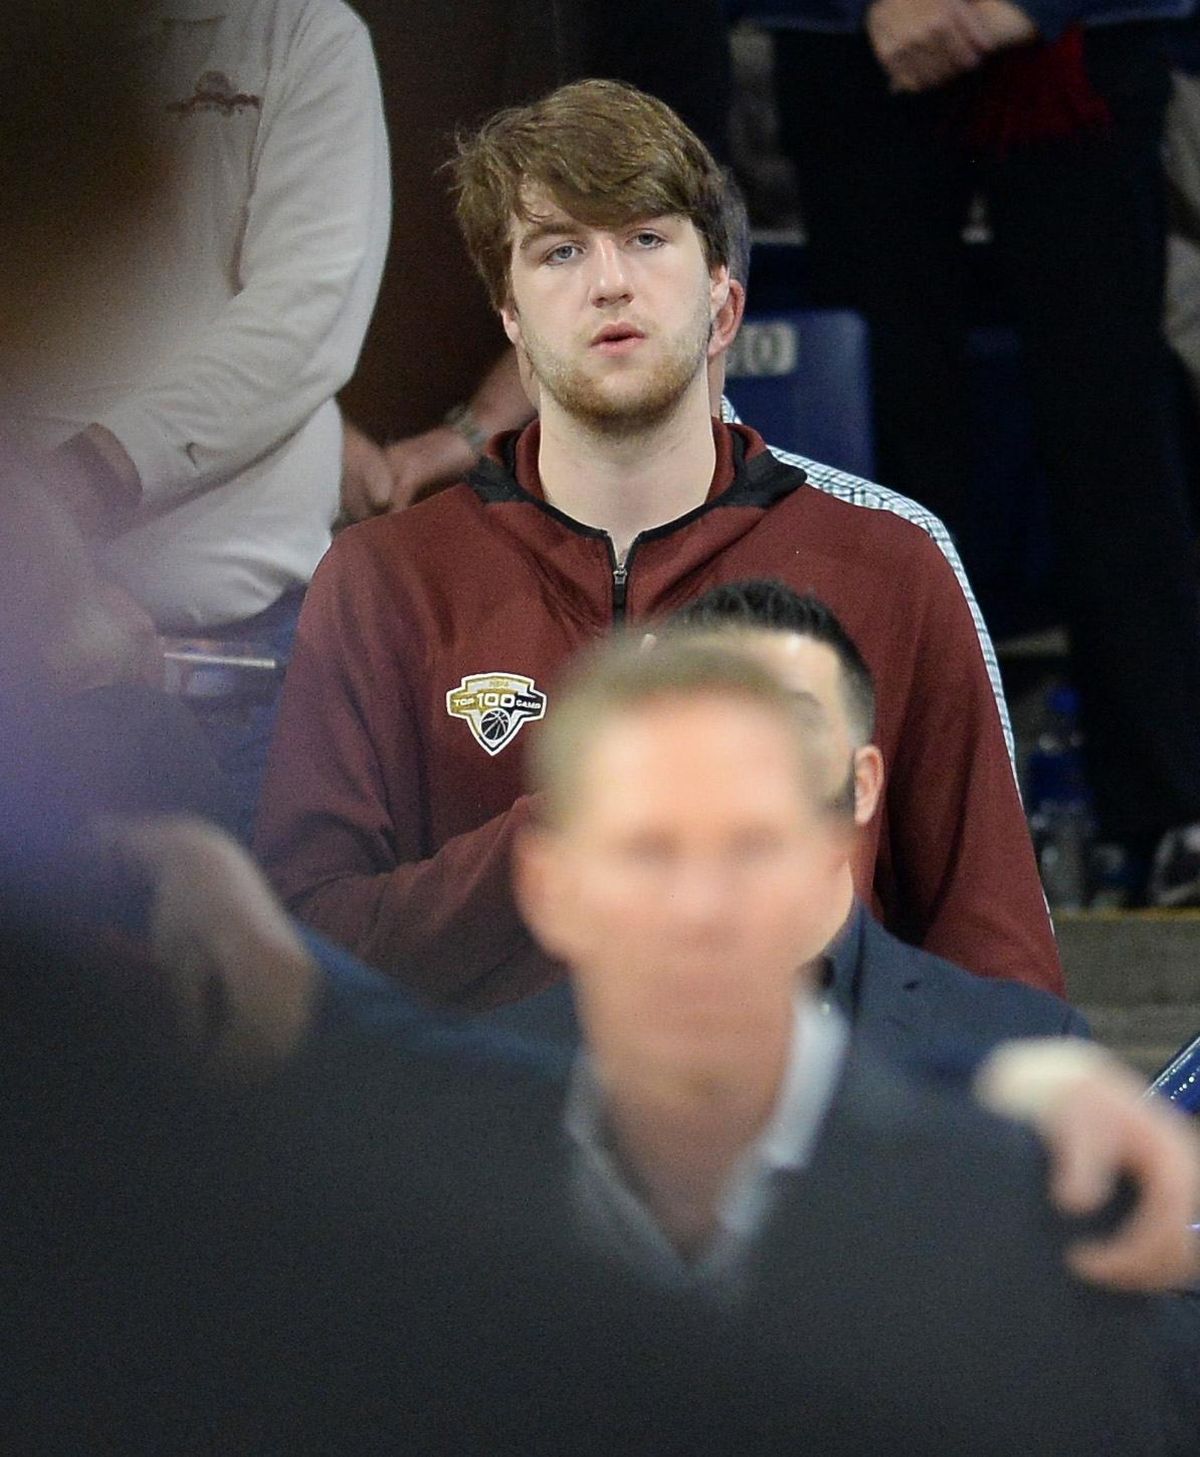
top-left (446, 672), bottom-right (547, 756)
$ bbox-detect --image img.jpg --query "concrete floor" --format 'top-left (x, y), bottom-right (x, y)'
top-left (1057, 912), bottom-right (1200, 1075)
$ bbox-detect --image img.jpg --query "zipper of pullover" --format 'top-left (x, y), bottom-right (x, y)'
top-left (609, 535), bottom-right (641, 623)
top-left (612, 563), bottom-right (628, 620)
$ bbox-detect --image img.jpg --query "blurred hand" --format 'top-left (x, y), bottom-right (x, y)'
top-left (44, 576), bottom-right (162, 694)
top-left (92, 815), bottom-right (319, 1077)
top-left (383, 425), bottom-right (478, 510)
top-left (968, 0), bottom-right (1038, 49)
top-left (866, 0), bottom-right (992, 92)
top-left (339, 417), bottom-right (394, 522)
top-left (341, 352), bottom-right (533, 520)
top-left (977, 1039), bottom-right (1200, 1292)
top-left (1048, 1073), bottom-right (1200, 1291)
top-left (339, 420), bottom-right (478, 520)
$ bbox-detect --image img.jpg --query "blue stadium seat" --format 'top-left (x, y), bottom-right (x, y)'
top-left (724, 307), bottom-right (875, 478)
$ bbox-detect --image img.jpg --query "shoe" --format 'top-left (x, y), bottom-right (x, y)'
top-left (1148, 823), bottom-right (1200, 908)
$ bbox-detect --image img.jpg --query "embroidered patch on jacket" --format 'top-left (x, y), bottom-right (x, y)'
top-left (446, 672), bottom-right (547, 756)
top-left (167, 71), bottom-right (262, 117)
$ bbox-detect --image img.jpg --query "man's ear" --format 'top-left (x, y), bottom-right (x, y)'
top-left (853, 745), bottom-right (885, 828)
top-left (512, 821), bottom-right (577, 962)
top-left (500, 295), bottom-right (522, 349)
top-left (707, 271), bottom-right (743, 362)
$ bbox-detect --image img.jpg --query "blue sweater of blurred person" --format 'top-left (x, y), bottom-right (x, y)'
top-left (1164, 10), bottom-right (1200, 70)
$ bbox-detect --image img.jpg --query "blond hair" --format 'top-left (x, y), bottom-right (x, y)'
top-left (527, 635), bottom-right (836, 828)
top-left (450, 79), bottom-right (730, 310)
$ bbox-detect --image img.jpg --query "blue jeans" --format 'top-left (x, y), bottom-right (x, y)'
top-left (187, 588), bottom-right (305, 845)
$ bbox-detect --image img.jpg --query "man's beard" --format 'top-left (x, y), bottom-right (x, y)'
top-left (520, 299), bottom-right (712, 437)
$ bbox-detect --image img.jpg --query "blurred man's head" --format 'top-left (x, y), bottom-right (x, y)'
top-left (515, 638), bottom-right (853, 1076)
top-left (0, 0), bottom-right (158, 699)
top-left (0, 0), bottom-right (158, 356)
top-left (0, 1), bottom-right (162, 681)
top-left (0, 0), bottom-right (159, 909)
top-left (452, 80), bottom-right (740, 434)
top-left (670, 581), bottom-right (884, 827)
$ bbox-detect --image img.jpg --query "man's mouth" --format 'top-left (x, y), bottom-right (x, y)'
top-left (590, 324), bottom-right (646, 352)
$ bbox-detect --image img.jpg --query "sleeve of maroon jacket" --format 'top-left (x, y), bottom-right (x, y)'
top-left (881, 537), bottom-right (1065, 998)
top-left (254, 533), bottom-right (548, 1010)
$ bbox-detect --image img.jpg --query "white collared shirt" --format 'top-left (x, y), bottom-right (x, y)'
top-left (566, 1000), bottom-right (849, 1293)
top-left (10, 0), bottom-right (390, 629)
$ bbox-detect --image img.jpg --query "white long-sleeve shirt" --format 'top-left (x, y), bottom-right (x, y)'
top-left (14, 0), bottom-right (390, 629)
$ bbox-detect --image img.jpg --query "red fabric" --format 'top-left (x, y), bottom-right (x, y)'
top-left (964, 26), bottom-right (1112, 155)
top-left (256, 420), bottom-right (1064, 1007)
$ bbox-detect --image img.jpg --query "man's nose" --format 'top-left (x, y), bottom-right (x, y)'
top-left (664, 859), bottom-right (737, 931)
top-left (587, 236), bottom-right (632, 308)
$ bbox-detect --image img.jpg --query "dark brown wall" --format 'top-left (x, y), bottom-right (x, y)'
top-left (341, 1), bottom-right (732, 441)
top-left (341, 1), bottom-right (562, 441)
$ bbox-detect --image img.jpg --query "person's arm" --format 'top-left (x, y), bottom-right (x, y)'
top-left (867, 0), bottom-right (1074, 98)
top-left (882, 531), bottom-right (1064, 995)
top-left (976, 1038), bottom-right (1200, 1292)
top-left (48, 424), bottom-right (142, 539)
top-left (339, 352), bottom-right (534, 522)
top-left (383, 349), bottom-right (535, 510)
top-left (253, 532), bottom-right (547, 1009)
top-left (968, 0), bottom-right (1039, 45)
top-left (865, 0), bottom-right (992, 94)
top-left (90, 815), bottom-right (319, 1076)
top-left (338, 418), bottom-right (394, 523)
top-left (88, 5), bottom-right (390, 514)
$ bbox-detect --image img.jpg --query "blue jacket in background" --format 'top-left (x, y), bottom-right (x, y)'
top-left (477, 902), bottom-right (1091, 1084)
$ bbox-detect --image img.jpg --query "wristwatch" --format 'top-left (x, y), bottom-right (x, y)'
top-left (442, 401), bottom-right (489, 457)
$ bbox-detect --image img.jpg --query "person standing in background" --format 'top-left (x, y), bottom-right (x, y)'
top-left (743, 0), bottom-right (1200, 904)
top-left (12, 0), bottom-right (390, 841)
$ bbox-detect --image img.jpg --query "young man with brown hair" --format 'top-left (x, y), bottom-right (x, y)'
top-left (256, 79), bottom-right (1062, 1007)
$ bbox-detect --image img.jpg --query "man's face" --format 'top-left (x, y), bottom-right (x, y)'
top-left (517, 693), bottom-right (847, 1067)
top-left (501, 186), bottom-right (729, 433)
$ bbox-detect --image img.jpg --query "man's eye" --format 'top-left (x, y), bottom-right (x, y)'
top-left (544, 243), bottom-right (579, 264)
top-left (632, 232), bottom-right (664, 249)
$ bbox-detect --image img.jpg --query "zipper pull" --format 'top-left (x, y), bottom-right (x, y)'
top-left (612, 563), bottom-right (628, 620)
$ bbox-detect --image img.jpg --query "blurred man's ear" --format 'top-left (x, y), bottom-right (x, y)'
top-left (512, 822), bottom-right (577, 963)
top-left (853, 745), bottom-right (885, 828)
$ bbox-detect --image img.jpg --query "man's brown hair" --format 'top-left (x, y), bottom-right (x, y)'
top-left (450, 79), bottom-right (730, 310)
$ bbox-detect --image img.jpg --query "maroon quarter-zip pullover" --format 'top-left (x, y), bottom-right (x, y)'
top-left (256, 421), bottom-right (1063, 1006)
